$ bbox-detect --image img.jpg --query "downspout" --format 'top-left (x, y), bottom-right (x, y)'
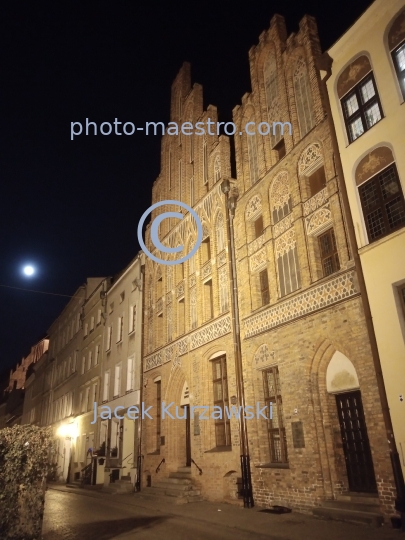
top-left (221, 178), bottom-right (254, 508)
top-left (135, 255), bottom-right (145, 492)
top-left (317, 52), bottom-right (405, 525)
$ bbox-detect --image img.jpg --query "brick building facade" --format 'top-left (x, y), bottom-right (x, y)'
top-left (232, 14), bottom-right (396, 516)
top-left (141, 63), bottom-right (244, 501)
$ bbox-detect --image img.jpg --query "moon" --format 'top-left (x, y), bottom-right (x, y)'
top-left (23, 265), bottom-right (35, 276)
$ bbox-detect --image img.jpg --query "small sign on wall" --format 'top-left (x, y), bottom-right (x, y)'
top-left (291, 421), bottom-right (305, 448)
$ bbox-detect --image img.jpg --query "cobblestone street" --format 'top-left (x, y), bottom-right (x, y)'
top-left (42, 486), bottom-right (403, 540)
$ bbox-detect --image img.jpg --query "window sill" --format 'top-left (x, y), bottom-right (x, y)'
top-left (254, 462), bottom-right (289, 469)
top-left (204, 446), bottom-right (232, 453)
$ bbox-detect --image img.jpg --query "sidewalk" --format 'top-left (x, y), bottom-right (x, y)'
top-left (47, 484), bottom-right (403, 540)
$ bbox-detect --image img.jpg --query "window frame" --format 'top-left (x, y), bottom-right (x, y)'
top-left (358, 163), bottom-right (405, 243)
top-left (341, 72), bottom-right (383, 144)
top-left (212, 355), bottom-right (231, 448)
top-left (262, 366), bottom-right (288, 464)
top-left (318, 228), bottom-right (340, 277)
top-left (391, 40), bottom-right (405, 100)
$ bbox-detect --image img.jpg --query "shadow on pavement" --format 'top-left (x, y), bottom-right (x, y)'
top-left (42, 515), bottom-right (170, 540)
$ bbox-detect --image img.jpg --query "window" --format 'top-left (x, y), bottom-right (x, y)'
top-left (319, 228), bottom-right (340, 276)
top-left (393, 42), bottom-right (405, 98)
top-left (92, 383), bottom-right (98, 405)
top-left (157, 275), bottom-right (163, 299)
top-left (87, 351), bottom-right (92, 371)
top-left (129, 305), bottom-right (137, 333)
top-left (342, 74), bottom-right (383, 143)
top-left (103, 371), bottom-right (110, 402)
top-left (84, 323), bottom-right (88, 337)
top-left (117, 317), bottom-right (124, 342)
top-left (212, 356), bottom-right (231, 447)
top-left (202, 237), bottom-right (211, 264)
top-left (95, 345), bottom-right (100, 365)
top-left (97, 309), bottom-right (102, 326)
top-left (126, 356), bottom-right (135, 392)
top-left (274, 138), bottom-right (286, 161)
top-left (90, 316), bottom-right (95, 332)
top-left (308, 165), bottom-right (326, 197)
top-left (156, 380), bottom-right (161, 451)
top-left (81, 356), bottom-right (86, 375)
top-left (120, 291), bottom-right (125, 303)
top-left (204, 280), bottom-right (214, 320)
top-left (73, 351), bottom-right (78, 372)
top-left (276, 234), bottom-right (301, 297)
top-left (106, 326), bottom-right (112, 350)
top-left (254, 215), bottom-right (264, 239)
top-left (114, 364), bottom-right (122, 397)
top-left (359, 164), bottom-right (405, 242)
top-left (109, 302), bottom-right (114, 314)
top-left (259, 269), bottom-right (270, 306)
top-left (263, 367), bottom-right (287, 463)
top-left (399, 285), bottom-right (405, 319)
top-left (82, 387), bottom-right (90, 413)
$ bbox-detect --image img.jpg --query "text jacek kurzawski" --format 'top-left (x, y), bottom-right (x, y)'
top-left (91, 401), bottom-right (272, 424)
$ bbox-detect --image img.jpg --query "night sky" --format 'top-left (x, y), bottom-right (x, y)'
top-left (0, 0), bottom-right (373, 375)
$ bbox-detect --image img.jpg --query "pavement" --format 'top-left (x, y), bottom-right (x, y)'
top-left (42, 483), bottom-right (405, 540)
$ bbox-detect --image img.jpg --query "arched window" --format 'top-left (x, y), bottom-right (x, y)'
top-left (275, 229), bottom-right (301, 297)
top-left (270, 171), bottom-right (292, 224)
top-left (388, 9), bottom-right (405, 99)
top-left (355, 146), bottom-right (405, 243)
top-left (219, 267), bottom-right (229, 313)
top-left (216, 212), bottom-right (225, 253)
top-left (293, 57), bottom-right (315, 138)
top-left (214, 155), bottom-right (221, 182)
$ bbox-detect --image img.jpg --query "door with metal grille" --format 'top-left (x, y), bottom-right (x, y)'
top-left (335, 390), bottom-right (377, 493)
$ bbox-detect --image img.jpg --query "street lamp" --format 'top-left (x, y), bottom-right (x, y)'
top-left (221, 179), bottom-right (254, 508)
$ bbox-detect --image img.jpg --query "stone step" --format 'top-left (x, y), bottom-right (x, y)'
top-left (321, 500), bottom-right (382, 513)
top-left (168, 473), bottom-right (192, 482)
top-left (169, 471), bottom-right (192, 479)
top-left (313, 506), bottom-right (383, 527)
top-left (163, 476), bottom-right (193, 484)
top-left (177, 467), bottom-right (192, 474)
top-left (336, 493), bottom-right (380, 506)
top-left (154, 481), bottom-right (194, 492)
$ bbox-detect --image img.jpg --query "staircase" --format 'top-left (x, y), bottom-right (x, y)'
top-left (313, 492), bottom-right (384, 527)
top-left (104, 474), bottom-right (134, 494)
top-left (148, 466), bottom-right (203, 504)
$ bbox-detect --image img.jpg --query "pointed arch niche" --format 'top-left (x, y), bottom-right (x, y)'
top-left (326, 351), bottom-right (360, 394)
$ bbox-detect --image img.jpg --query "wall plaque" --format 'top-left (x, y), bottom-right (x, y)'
top-left (291, 421), bottom-right (305, 448)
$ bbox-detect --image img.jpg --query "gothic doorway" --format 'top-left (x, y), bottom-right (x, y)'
top-left (335, 391), bottom-right (377, 493)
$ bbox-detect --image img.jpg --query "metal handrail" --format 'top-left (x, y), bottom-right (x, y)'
top-left (156, 458), bottom-right (165, 473)
top-left (191, 458), bottom-right (202, 475)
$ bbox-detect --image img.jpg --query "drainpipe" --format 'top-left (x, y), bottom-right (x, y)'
top-left (135, 256), bottom-right (145, 492)
top-left (317, 52), bottom-right (405, 527)
top-left (221, 178), bottom-right (254, 508)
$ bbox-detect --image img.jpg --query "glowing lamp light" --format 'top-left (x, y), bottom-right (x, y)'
top-left (56, 423), bottom-right (77, 439)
